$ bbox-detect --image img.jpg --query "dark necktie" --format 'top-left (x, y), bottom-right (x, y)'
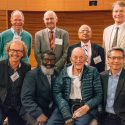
top-left (82, 45), bottom-right (88, 64)
top-left (49, 31), bottom-right (54, 49)
top-left (112, 27), bottom-right (119, 47)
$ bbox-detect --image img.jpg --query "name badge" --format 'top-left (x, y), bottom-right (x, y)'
top-left (55, 38), bottom-right (63, 45)
top-left (93, 55), bottom-right (102, 64)
top-left (10, 71), bottom-right (19, 82)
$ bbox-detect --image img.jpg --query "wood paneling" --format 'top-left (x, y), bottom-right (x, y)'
top-left (0, 10), bottom-right (8, 32)
top-left (7, 11), bottom-right (113, 67)
top-left (0, 0), bottom-right (116, 11)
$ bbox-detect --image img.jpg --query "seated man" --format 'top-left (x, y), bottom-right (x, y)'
top-left (21, 50), bottom-right (58, 125)
top-left (0, 39), bottom-right (31, 125)
top-left (47, 47), bottom-right (102, 125)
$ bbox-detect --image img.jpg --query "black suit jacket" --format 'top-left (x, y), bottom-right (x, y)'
top-left (67, 42), bottom-right (105, 72)
top-left (0, 60), bottom-right (31, 111)
top-left (100, 69), bottom-right (125, 120)
top-left (21, 67), bottom-right (57, 119)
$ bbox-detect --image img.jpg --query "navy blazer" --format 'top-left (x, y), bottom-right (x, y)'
top-left (67, 42), bottom-right (105, 73)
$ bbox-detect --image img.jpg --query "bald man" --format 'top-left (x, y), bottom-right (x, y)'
top-left (34, 10), bottom-right (69, 71)
top-left (67, 24), bottom-right (105, 73)
top-left (0, 10), bottom-right (32, 63)
top-left (46, 47), bottom-right (102, 125)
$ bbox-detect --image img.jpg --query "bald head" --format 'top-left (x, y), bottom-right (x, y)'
top-left (78, 24), bottom-right (92, 33)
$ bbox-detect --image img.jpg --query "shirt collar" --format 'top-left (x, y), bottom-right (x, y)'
top-left (47, 27), bottom-right (56, 33)
top-left (11, 27), bottom-right (23, 35)
top-left (81, 40), bottom-right (91, 47)
top-left (109, 69), bottom-right (122, 77)
top-left (114, 22), bottom-right (125, 29)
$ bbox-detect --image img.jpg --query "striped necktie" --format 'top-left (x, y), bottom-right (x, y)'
top-left (82, 45), bottom-right (88, 64)
top-left (49, 31), bottom-right (54, 49)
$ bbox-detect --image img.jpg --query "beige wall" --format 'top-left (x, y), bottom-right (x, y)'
top-left (0, 0), bottom-right (116, 11)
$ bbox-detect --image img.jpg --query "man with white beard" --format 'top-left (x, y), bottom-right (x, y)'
top-left (21, 50), bottom-right (57, 125)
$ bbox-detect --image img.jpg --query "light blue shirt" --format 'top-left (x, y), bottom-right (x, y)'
top-left (106, 69), bottom-right (122, 114)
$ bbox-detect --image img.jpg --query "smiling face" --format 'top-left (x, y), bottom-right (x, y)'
top-left (11, 11), bottom-right (24, 33)
top-left (78, 25), bottom-right (92, 43)
top-left (112, 4), bottom-right (125, 25)
top-left (43, 11), bottom-right (58, 30)
top-left (70, 47), bottom-right (86, 71)
top-left (8, 42), bottom-right (24, 63)
top-left (108, 50), bottom-right (125, 73)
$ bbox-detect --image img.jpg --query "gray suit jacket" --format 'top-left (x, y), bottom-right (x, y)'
top-left (100, 69), bottom-right (125, 120)
top-left (103, 23), bottom-right (125, 53)
top-left (34, 28), bottom-right (69, 70)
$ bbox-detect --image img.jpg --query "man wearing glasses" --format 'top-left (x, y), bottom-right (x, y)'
top-left (100, 47), bottom-right (125, 125)
top-left (21, 50), bottom-right (58, 125)
top-left (0, 39), bottom-right (31, 125)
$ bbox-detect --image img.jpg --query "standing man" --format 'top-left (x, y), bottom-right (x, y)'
top-left (47, 47), bottom-right (102, 125)
top-left (103, 1), bottom-right (125, 69)
top-left (34, 10), bottom-right (69, 71)
top-left (0, 10), bottom-right (32, 63)
top-left (0, 39), bottom-right (31, 125)
top-left (21, 50), bottom-right (58, 125)
top-left (100, 47), bottom-right (125, 125)
top-left (67, 24), bottom-right (105, 73)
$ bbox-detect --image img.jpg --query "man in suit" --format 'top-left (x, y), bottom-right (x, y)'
top-left (0, 39), bottom-right (31, 125)
top-left (103, 1), bottom-right (125, 69)
top-left (21, 50), bottom-right (58, 125)
top-left (67, 24), bottom-right (105, 73)
top-left (100, 47), bottom-right (125, 125)
top-left (47, 47), bottom-right (102, 125)
top-left (34, 10), bottom-right (69, 71)
top-left (0, 10), bottom-right (32, 63)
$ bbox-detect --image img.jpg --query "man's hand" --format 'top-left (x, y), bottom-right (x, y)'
top-left (72, 105), bottom-right (90, 119)
top-left (65, 118), bottom-right (74, 125)
top-left (36, 114), bottom-right (48, 125)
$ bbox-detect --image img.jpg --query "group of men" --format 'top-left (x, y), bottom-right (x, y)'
top-left (0, 0), bottom-right (125, 125)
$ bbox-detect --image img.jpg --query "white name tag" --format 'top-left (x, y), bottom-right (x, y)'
top-left (10, 71), bottom-right (19, 82)
top-left (93, 55), bottom-right (102, 64)
top-left (55, 38), bottom-right (63, 45)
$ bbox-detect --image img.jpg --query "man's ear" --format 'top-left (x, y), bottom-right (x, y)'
top-left (70, 57), bottom-right (73, 64)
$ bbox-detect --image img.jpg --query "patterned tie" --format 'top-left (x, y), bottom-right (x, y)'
top-left (82, 45), bottom-right (88, 64)
top-left (112, 27), bottom-right (119, 47)
top-left (49, 31), bottom-right (54, 49)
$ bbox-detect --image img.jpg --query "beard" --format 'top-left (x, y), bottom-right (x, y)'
top-left (41, 65), bottom-right (54, 75)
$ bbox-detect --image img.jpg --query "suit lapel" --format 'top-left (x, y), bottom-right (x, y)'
top-left (43, 29), bottom-right (50, 50)
top-left (102, 71), bottom-right (109, 105)
top-left (38, 67), bottom-right (50, 89)
top-left (118, 24), bottom-right (125, 46)
top-left (54, 28), bottom-right (61, 52)
top-left (114, 69), bottom-right (125, 101)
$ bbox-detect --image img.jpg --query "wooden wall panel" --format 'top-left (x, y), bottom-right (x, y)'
top-left (0, 10), bottom-right (8, 32)
top-left (0, 0), bottom-right (116, 11)
top-left (7, 11), bottom-right (114, 67)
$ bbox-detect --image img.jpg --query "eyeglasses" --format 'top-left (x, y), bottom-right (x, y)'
top-left (43, 58), bottom-right (55, 63)
top-left (9, 49), bottom-right (23, 54)
top-left (108, 56), bottom-right (124, 60)
top-left (79, 30), bottom-right (90, 34)
top-left (113, 10), bottom-right (125, 13)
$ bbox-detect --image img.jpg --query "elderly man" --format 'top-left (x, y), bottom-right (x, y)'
top-left (21, 50), bottom-right (58, 125)
top-left (34, 10), bottom-right (69, 71)
top-left (47, 47), bottom-right (102, 125)
top-left (100, 47), bottom-right (125, 125)
top-left (67, 24), bottom-right (105, 73)
top-left (0, 39), bottom-right (31, 125)
top-left (0, 10), bottom-right (32, 63)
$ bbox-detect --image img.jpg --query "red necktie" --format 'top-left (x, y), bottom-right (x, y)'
top-left (49, 31), bottom-right (54, 49)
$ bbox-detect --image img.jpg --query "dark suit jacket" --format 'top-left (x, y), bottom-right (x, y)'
top-left (0, 60), bottom-right (31, 111)
top-left (67, 42), bottom-right (105, 73)
top-left (21, 67), bottom-right (57, 119)
top-left (100, 69), bottom-right (125, 120)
